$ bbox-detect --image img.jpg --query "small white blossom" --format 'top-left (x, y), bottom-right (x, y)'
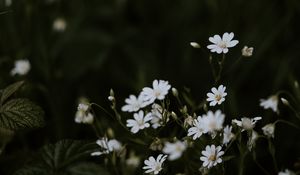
top-left (201, 110), bottom-right (225, 138)
top-left (53, 17), bottom-right (67, 32)
top-left (91, 138), bottom-right (122, 156)
top-left (232, 117), bottom-right (262, 131)
top-left (207, 32), bottom-right (239, 54)
top-left (150, 104), bottom-right (164, 129)
top-left (126, 111), bottom-right (152, 133)
top-left (262, 123), bottom-right (275, 138)
top-left (141, 80), bottom-right (171, 105)
top-left (162, 140), bottom-right (187, 161)
top-left (241, 46), bottom-right (254, 57)
top-left (247, 130), bottom-right (258, 151)
top-left (122, 94), bottom-right (146, 112)
top-left (190, 42), bottom-right (201, 48)
top-left (278, 169), bottom-right (296, 175)
top-left (206, 85), bottom-right (227, 106)
top-left (126, 152), bottom-right (141, 167)
top-left (143, 154), bottom-right (168, 174)
top-left (223, 125), bottom-right (234, 145)
top-left (260, 95), bottom-right (279, 113)
top-left (75, 103), bottom-right (94, 124)
top-left (187, 116), bottom-right (205, 140)
top-left (200, 145), bottom-right (224, 168)
top-left (184, 115), bottom-right (194, 128)
top-left (11, 59), bottom-right (31, 76)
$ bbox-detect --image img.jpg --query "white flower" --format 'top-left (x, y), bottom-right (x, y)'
top-left (201, 110), bottom-right (225, 137)
top-left (232, 117), bottom-right (262, 131)
top-left (162, 140), bottom-right (187, 161)
top-left (190, 42), bottom-right (201, 48)
top-left (126, 110), bottom-right (152, 133)
top-left (150, 104), bottom-right (165, 129)
top-left (126, 152), bottom-right (141, 167)
top-left (262, 123), bottom-right (275, 138)
top-left (206, 85), bottom-right (227, 106)
top-left (184, 115), bottom-right (194, 128)
top-left (122, 94), bottom-right (146, 112)
top-left (141, 80), bottom-right (171, 105)
top-left (260, 95), bottom-right (279, 113)
top-left (143, 154), bottom-right (167, 174)
top-left (247, 130), bottom-right (258, 151)
top-left (11, 59), bottom-right (31, 76)
top-left (91, 138), bottom-right (122, 156)
top-left (241, 46), bottom-right (254, 57)
top-left (207, 32), bottom-right (239, 54)
top-left (200, 145), bottom-right (224, 168)
top-left (187, 116), bottom-right (205, 140)
top-left (75, 103), bottom-right (94, 124)
top-left (53, 17), bottom-right (67, 32)
top-left (278, 169), bottom-right (296, 175)
top-left (223, 125), bottom-right (235, 145)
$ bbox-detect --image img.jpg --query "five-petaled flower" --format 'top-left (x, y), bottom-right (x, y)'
top-left (232, 117), bottom-right (262, 131)
top-left (162, 140), bottom-right (187, 161)
top-left (126, 110), bottom-right (152, 133)
top-left (200, 145), bottom-right (224, 168)
top-left (207, 85), bottom-right (227, 106)
top-left (207, 32), bottom-right (239, 54)
top-left (143, 154), bottom-right (168, 174)
top-left (141, 80), bottom-right (171, 106)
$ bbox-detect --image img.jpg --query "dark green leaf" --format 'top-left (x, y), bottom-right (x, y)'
top-left (39, 140), bottom-right (98, 169)
top-left (0, 98), bottom-right (45, 130)
top-left (0, 81), bottom-right (24, 105)
top-left (14, 140), bottom-right (99, 175)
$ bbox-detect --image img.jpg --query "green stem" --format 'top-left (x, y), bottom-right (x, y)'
top-left (215, 54), bottom-right (226, 84)
top-left (274, 119), bottom-right (300, 130)
top-left (268, 139), bottom-right (278, 172)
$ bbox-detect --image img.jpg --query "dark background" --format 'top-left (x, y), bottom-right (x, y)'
top-left (0, 0), bottom-right (300, 174)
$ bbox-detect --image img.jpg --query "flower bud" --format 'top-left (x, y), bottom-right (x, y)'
top-left (190, 42), bottom-right (201, 48)
top-left (171, 88), bottom-right (178, 97)
top-left (241, 46), bottom-right (254, 57)
top-left (262, 123), bottom-right (275, 138)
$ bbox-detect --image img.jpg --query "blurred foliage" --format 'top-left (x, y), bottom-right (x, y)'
top-left (0, 0), bottom-right (300, 174)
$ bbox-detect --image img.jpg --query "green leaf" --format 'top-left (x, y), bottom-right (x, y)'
top-left (14, 140), bottom-right (99, 175)
top-left (39, 140), bottom-right (97, 169)
top-left (0, 81), bottom-right (24, 105)
top-left (0, 98), bottom-right (45, 130)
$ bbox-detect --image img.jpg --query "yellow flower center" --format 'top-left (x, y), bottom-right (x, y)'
top-left (215, 94), bottom-right (222, 101)
top-left (218, 41), bottom-right (227, 48)
top-left (208, 154), bottom-right (216, 161)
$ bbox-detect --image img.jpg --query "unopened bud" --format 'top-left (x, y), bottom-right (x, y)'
top-left (295, 81), bottom-right (299, 89)
top-left (181, 106), bottom-right (188, 114)
top-left (190, 42), bottom-right (201, 48)
top-left (171, 111), bottom-right (177, 120)
top-left (242, 46), bottom-right (254, 57)
top-left (108, 96), bottom-right (115, 101)
top-left (172, 88), bottom-right (178, 97)
top-left (53, 17), bottom-right (67, 32)
top-left (110, 89), bottom-right (115, 97)
top-left (280, 98), bottom-right (289, 106)
top-left (107, 128), bottom-right (115, 138)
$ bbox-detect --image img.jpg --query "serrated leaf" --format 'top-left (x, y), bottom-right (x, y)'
top-left (39, 140), bottom-right (98, 169)
top-left (0, 81), bottom-right (24, 105)
top-left (0, 98), bottom-right (45, 130)
top-left (14, 140), bottom-right (99, 175)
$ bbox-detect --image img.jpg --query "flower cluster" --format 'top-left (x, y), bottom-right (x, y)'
top-left (72, 32), bottom-right (298, 174)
